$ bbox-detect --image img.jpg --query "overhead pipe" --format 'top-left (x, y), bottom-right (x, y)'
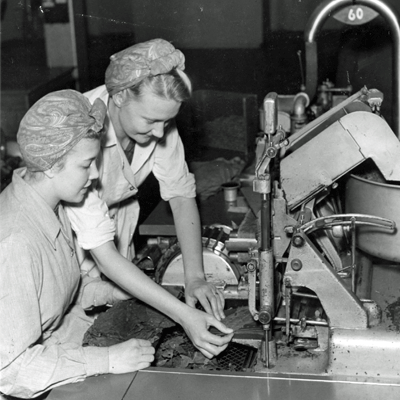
top-left (304, 0), bottom-right (400, 137)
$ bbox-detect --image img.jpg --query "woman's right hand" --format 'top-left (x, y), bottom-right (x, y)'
top-left (108, 338), bottom-right (155, 374)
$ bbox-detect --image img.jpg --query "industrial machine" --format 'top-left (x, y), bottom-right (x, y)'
top-left (157, 85), bottom-right (400, 379)
top-left (155, 0), bottom-right (400, 380)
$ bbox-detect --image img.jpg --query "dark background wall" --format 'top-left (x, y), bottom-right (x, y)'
top-left (1, 0), bottom-right (399, 124)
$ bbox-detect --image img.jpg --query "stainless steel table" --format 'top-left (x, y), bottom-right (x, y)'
top-left (47, 368), bottom-right (400, 400)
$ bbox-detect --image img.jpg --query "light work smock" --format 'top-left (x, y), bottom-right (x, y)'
top-left (66, 85), bottom-right (196, 276)
top-left (0, 169), bottom-right (110, 398)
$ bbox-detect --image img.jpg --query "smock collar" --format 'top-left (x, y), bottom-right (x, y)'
top-left (11, 168), bottom-right (64, 247)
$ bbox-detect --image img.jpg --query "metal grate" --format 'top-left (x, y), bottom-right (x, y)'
top-left (217, 342), bottom-right (258, 371)
top-left (156, 327), bottom-right (258, 372)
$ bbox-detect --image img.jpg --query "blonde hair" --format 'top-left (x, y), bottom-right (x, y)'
top-left (124, 69), bottom-right (192, 103)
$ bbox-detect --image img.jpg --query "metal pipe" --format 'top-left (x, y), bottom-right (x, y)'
top-left (255, 93), bottom-right (278, 368)
top-left (259, 186), bottom-right (274, 326)
top-left (291, 92), bottom-right (310, 133)
top-left (274, 317), bottom-right (328, 327)
top-left (292, 93), bottom-right (310, 118)
top-left (263, 327), bottom-right (270, 368)
top-left (260, 193), bottom-right (270, 250)
top-left (304, 0), bottom-right (400, 136)
top-left (259, 249), bottom-right (274, 325)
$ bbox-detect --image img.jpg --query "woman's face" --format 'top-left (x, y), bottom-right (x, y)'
top-left (52, 138), bottom-right (100, 204)
top-left (116, 90), bottom-right (181, 145)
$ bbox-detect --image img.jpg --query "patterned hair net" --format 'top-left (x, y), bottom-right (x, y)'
top-left (105, 38), bottom-right (185, 96)
top-left (17, 89), bottom-right (107, 172)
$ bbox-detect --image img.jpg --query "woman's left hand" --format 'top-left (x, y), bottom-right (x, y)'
top-left (180, 307), bottom-right (233, 358)
top-left (185, 278), bottom-right (225, 321)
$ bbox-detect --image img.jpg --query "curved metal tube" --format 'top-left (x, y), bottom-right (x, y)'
top-left (304, 0), bottom-right (400, 136)
top-left (292, 92), bottom-right (309, 118)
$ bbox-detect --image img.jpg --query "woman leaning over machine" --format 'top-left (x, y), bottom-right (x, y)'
top-left (65, 39), bottom-right (233, 358)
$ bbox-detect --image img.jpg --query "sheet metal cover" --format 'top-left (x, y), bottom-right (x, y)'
top-left (161, 248), bottom-right (239, 286)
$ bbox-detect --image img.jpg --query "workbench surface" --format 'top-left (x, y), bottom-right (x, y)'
top-left (47, 368), bottom-right (400, 400)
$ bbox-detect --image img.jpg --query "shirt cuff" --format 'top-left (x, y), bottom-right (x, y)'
top-left (160, 172), bottom-right (197, 201)
top-left (83, 346), bottom-right (110, 376)
top-left (77, 223), bottom-right (115, 250)
top-left (79, 276), bottom-right (115, 309)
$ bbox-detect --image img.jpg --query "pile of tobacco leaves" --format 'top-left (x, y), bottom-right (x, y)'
top-left (154, 326), bottom-right (221, 370)
top-left (83, 299), bottom-right (255, 371)
top-left (83, 299), bottom-right (175, 348)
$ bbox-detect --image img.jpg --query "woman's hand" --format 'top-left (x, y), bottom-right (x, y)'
top-left (185, 278), bottom-right (225, 321)
top-left (111, 285), bottom-right (132, 303)
top-left (180, 308), bottom-right (234, 359)
top-left (108, 338), bottom-right (155, 374)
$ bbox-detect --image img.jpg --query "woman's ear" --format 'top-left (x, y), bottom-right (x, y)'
top-left (111, 91), bottom-right (125, 108)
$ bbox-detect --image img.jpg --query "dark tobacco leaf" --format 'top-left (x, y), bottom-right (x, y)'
top-left (83, 299), bottom-right (175, 347)
top-left (210, 306), bottom-right (255, 336)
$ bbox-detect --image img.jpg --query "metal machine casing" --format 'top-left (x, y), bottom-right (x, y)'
top-left (281, 109), bottom-right (400, 210)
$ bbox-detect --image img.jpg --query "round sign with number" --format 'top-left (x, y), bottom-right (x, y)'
top-left (333, 5), bottom-right (379, 25)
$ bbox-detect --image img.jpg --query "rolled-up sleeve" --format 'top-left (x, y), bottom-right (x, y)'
top-left (65, 188), bottom-right (115, 250)
top-left (153, 123), bottom-right (196, 201)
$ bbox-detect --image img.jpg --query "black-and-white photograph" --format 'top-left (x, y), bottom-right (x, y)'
top-left (2, 1), bottom-right (400, 399)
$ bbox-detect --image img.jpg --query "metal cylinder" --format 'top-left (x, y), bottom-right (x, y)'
top-left (221, 182), bottom-right (240, 203)
top-left (259, 249), bottom-right (274, 325)
top-left (260, 194), bottom-right (271, 251)
top-left (345, 174), bottom-right (400, 262)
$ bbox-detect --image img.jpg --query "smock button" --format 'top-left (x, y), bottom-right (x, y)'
top-left (129, 186), bottom-right (134, 191)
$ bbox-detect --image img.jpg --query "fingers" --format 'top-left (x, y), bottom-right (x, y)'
top-left (135, 341), bottom-right (155, 365)
top-left (185, 295), bottom-right (197, 309)
top-left (196, 338), bottom-right (231, 358)
top-left (189, 316), bottom-right (234, 358)
top-left (209, 288), bottom-right (225, 320)
top-left (109, 338), bottom-right (156, 374)
top-left (198, 348), bottom-right (215, 359)
top-left (217, 288), bottom-right (225, 308)
top-left (132, 339), bottom-right (155, 360)
top-left (140, 355), bottom-right (155, 364)
top-left (185, 287), bottom-right (215, 317)
top-left (192, 284), bottom-right (226, 321)
top-left (203, 329), bottom-right (234, 347)
top-left (136, 361), bottom-right (153, 370)
top-left (136, 338), bottom-right (155, 348)
top-left (140, 346), bottom-right (156, 359)
top-left (197, 294), bottom-right (214, 316)
top-left (209, 319), bottom-right (234, 336)
top-left (205, 287), bottom-right (225, 321)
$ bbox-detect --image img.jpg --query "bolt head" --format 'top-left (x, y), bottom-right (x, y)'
top-left (292, 235), bottom-right (304, 247)
top-left (291, 259), bottom-right (303, 271)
